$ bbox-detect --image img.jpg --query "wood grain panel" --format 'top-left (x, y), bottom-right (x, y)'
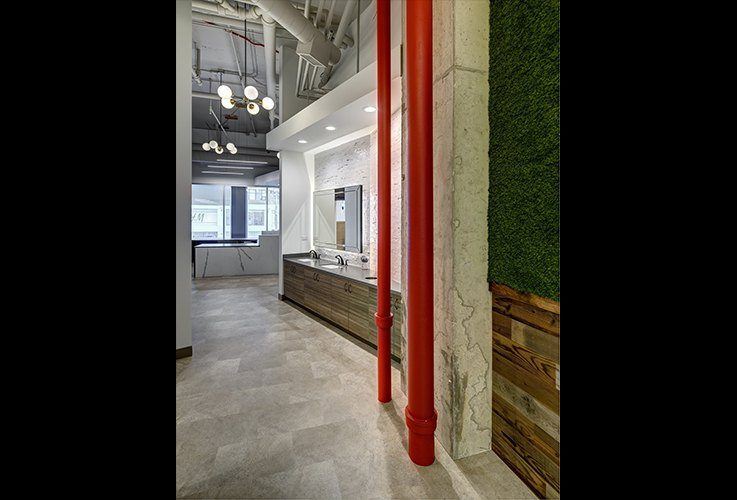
top-left (491, 283), bottom-right (559, 498)
top-left (492, 295), bottom-right (559, 336)
top-left (492, 391), bottom-right (559, 465)
top-left (492, 373), bottom-right (559, 442)
top-left (493, 349), bottom-right (559, 413)
top-left (492, 310), bottom-right (512, 338)
top-left (510, 319), bottom-right (559, 364)
top-left (492, 433), bottom-right (547, 499)
top-left (493, 412), bottom-right (559, 491)
top-left (493, 332), bottom-right (557, 388)
top-left (490, 282), bottom-right (560, 314)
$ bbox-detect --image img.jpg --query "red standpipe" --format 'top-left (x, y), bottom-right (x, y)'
top-left (405, 0), bottom-right (436, 466)
top-left (375, 0), bottom-right (393, 404)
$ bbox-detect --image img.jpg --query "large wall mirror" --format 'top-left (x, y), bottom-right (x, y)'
top-left (313, 185), bottom-right (362, 253)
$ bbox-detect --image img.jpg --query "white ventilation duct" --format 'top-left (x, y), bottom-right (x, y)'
top-left (261, 12), bottom-right (278, 129)
top-left (319, 0), bottom-right (357, 87)
top-left (250, 0), bottom-right (341, 68)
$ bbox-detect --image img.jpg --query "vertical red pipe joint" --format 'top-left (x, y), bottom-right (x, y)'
top-left (405, 0), bottom-right (436, 466)
top-left (375, 0), bottom-right (393, 404)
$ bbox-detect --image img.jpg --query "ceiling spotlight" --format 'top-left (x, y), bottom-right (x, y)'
top-left (215, 146), bottom-right (224, 154)
top-left (221, 97), bottom-right (235, 109)
top-left (298, 139), bottom-right (307, 144)
top-left (209, 140), bottom-right (218, 149)
top-left (202, 142), bottom-right (211, 151)
top-left (325, 125), bottom-right (336, 131)
top-left (363, 106), bottom-right (376, 113)
top-left (247, 102), bottom-right (260, 115)
top-left (244, 85), bottom-right (259, 100)
top-left (217, 85), bottom-right (233, 99)
top-left (261, 96), bottom-right (275, 110)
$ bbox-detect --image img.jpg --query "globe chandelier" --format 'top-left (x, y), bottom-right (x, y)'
top-left (217, 19), bottom-right (274, 117)
top-left (202, 99), bottom-right (238, 155)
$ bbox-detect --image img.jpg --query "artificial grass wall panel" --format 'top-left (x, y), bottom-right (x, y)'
top-left (488, 0), bottom-right (560, 300)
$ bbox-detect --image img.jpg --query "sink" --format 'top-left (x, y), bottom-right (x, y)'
top-left (320, 264), bottom-right (342, 269)
top-left (296, 258), bottom-right (315, 262)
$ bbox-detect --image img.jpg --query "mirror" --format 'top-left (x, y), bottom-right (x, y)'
top-left (313, 186), bottom-right (362, 253)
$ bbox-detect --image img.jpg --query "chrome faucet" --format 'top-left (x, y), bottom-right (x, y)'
top-left (309, 249), bottom-right (320, 259)
top-left (336, 255), bottom-right (346, 266)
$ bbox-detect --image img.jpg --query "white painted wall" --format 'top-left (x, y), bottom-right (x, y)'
top-left (254, 170), bottom-right (280, 186)
top-left (278, 151), bottom-right (314, 295)
top-left (176, 0), bottom-right (192, 352)
top-left (279, 45), bottom-right (313, 124)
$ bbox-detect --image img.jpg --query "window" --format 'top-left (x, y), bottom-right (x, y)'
top-left (192, 184), bottom-right (224, 239)
top-left (192, 184), bottom-right (279, 240)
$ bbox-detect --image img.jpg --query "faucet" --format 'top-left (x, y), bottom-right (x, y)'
top-left (309, 249), bottom-right (320, 259)
top-left (336, 255), bottom-right (346, 266)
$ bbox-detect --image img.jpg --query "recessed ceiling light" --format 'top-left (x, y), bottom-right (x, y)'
top-left (325, 125), bottom-right (336, 131)
top-left (298, 139), bottom-right (307, 144)
top-left (201, 171), bottom-right (244, 175)
top-left (363, 106), bottom-right (376, 113)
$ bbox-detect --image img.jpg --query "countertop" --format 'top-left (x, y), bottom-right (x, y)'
top-left (284, 254), bottom-right (401, 294)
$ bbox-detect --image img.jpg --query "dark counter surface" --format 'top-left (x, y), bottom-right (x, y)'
top-left (284, 253), bottom-right (401, 294)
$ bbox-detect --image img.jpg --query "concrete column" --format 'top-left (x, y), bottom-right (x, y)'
top-left (176, 0), bottom-right (193, 354)
top-left (431, 0), bottom-right (492, 459)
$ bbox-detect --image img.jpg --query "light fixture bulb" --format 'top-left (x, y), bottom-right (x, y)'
top-left (325, 125), bottom-right (336, 131)
top-left (363, 106), bottom-right (376, 113)
top-left (226, 142), bottom-right (235, 152)
top-left (217, 85), bottom-right (233, 99)
top-left (247, 102), bottom-right (260, 115)
top-left (209, 140), bottom-right (218, 148)
top-left (202, 142), bottom-right (211, 151)
top-left (277, 152), bottom-right (281, 159)
top-left (221, 97), bottom-right (234, 109)
top-left (244, 85), bottom-right (259, 100)
top-left (215, 146), bottom-right (223, 154)
top-left (261, 96), bottom-right (275, 110)
top-left (230, 147), bottom-right (237, 154)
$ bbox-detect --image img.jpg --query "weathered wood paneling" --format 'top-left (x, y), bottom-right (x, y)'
top-left (491, 283), bottom-right (559, 499)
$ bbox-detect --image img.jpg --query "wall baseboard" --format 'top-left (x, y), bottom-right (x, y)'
top-left (176, 346), bottom-right (193, 359)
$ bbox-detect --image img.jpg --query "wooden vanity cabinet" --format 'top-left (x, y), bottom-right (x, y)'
top-left (283, 262), bottom-right (304, 303)
top-left (304, 269), bottom-right (332, 319)
top-left (283, 259), bottom-right (402, 359)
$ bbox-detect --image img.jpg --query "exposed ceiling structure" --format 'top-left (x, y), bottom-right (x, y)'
top-left (190, 0), bottom-right (373, 179)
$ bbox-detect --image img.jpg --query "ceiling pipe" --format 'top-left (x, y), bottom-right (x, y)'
top-left (318, 0), bottom-right (357, 87)
top-left (260, 12), bottom-right (278, 129)
top-left (323, 0), bottom-right (337, 35)
top-left (295, 0), bottom-right (311, 97)
top-left (249, 0), bottom-right (341, 68)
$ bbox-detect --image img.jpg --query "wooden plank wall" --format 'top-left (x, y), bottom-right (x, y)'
top-left (490, 283), bottom-right (560, 499)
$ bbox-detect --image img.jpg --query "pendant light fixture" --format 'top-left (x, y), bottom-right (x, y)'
top-left (216, 19), bottom-right (274, 116)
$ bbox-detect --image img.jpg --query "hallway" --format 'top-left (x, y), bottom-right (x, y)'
top-left (176, 275), bottom-right (535, 499)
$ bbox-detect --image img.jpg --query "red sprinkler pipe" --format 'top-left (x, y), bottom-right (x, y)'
top-left (405, 0), bottom-right (436, 466)
top-left (375, 0), bottom-right (393, 404)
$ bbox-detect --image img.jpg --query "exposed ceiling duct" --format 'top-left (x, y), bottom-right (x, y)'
top-left (249, 0), bottom-right (340, 68)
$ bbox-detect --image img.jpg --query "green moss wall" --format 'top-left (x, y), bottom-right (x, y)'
top-left (488, 0), bottom-right (560, 301)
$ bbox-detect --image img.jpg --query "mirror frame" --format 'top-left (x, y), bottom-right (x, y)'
top-left (313, 185), bottom-right (362, 253)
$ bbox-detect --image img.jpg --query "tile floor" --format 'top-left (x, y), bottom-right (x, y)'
top-left (177, 275), bottom-right (535, 499)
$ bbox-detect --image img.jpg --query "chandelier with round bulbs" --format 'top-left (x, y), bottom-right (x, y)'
top-left (201, 101), bottom-right (239, 155)
top-left (217, 84), bottom-right (274, 116)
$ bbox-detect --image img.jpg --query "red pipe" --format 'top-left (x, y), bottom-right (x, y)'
top-left (405, 0), bottom-right (436, 466)
top-left (375, 0), bottom-right (393, 404)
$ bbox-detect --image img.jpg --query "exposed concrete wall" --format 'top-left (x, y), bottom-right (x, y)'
top-left (176, 0), bottom-right (193, 352)
top-left (410, 0), bottom-right (491, 460)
